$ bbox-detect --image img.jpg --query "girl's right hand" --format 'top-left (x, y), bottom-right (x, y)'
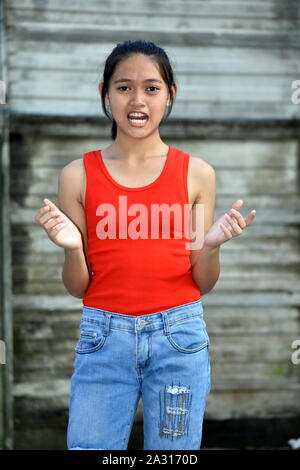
top-left (35, 198), bottom-right (83, 250)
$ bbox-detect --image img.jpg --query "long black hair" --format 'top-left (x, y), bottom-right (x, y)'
top-left (100, 40), bottom-right (176, 140)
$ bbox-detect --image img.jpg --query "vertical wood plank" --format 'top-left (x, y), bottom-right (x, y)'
top-left (0, 0), bottom-right (13, 450)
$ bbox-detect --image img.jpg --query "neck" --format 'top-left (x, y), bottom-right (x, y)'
top-left (107, 131), bottom-right (168, 162)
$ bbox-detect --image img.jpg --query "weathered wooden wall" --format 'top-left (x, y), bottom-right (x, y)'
top-left (6, 0), bottom-right (300, 119)
top-left (3, 0), bottom-right (300, 449)
top-left (0, 0), bottom-right (13, 450)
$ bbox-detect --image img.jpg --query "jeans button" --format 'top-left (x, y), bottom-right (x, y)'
top-left (139, 319), bottom-right (146, 327)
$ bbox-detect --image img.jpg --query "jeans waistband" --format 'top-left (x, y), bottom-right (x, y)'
top-left (81, 299), bottom-right (203, 333)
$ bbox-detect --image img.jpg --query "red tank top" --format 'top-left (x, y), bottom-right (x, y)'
top-left (82, 145), bottom-right (201, 316)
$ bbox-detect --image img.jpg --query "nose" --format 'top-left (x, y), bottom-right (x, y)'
top-left (130, 89), bottom-right (145, 106)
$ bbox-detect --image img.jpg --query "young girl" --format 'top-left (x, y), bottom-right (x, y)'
top-left (35, 40), bottom-right (256, 450)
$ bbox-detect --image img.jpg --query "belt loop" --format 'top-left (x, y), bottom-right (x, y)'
top-left (161, 311), bottom-right (170, 336)
top-left (103, 312), bottom-right (112, 337)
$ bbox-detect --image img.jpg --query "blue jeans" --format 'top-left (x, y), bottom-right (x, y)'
top-left (67, 298), bottom-right (211, 450)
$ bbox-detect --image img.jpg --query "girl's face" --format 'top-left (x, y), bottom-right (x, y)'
top-left (99, 54), bottom-right (176, 138)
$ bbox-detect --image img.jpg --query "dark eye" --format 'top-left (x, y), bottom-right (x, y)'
top-left (117, 86), bottom-right (159, 92)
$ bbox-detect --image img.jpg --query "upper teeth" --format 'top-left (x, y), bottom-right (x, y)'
top-left (128, 113), bottom-right (147, 118)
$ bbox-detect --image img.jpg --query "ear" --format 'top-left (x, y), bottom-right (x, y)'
top-left (98, 82), bottom-right (110, 107)
top-left (169, 82), bottom-right (178, 104)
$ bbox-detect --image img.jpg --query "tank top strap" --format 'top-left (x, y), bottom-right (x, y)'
top-left (83, 150), bottom-right (98, 173)
top-left (83, 149), bottom-right (102, 185)
top-left (163, 146), bottom-right (190, 205)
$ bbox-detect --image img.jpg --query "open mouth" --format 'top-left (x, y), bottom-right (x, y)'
top-left (127, 112), bottom-right (149, 126)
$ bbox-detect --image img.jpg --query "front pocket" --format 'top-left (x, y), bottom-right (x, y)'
top-left (166, 315), bottom-right (209, 354)
top-left (75, 326), bottom-right (107, 354)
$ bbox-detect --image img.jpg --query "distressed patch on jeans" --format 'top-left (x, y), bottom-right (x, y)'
top-left (159, 383), bottom-right (192, 438)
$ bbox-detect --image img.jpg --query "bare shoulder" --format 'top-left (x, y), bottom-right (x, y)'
top-left (59, 157), bottom-right (84, 175)
top-left (189, 155), bottom-right (216, 178)
top-left (189, 156), bottom-right (216, 202)
top-left (58, 158), bottom-right (85, 204)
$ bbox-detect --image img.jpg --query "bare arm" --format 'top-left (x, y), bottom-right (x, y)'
top-left (190, 161), bottom-right (220, 295)
top-left (57, 160), bottom-right (92, 298)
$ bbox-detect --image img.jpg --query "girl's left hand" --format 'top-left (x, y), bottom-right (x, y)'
top-left (204, 200), bottom-right (256, 249)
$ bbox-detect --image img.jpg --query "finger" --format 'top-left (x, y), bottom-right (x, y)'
top-left (35, 204), bottom-right (51, 222)
top-left (220, 223), bottom-right (233, 239)
top-left (221, 215), bottom-right (234, 232)
top-left (43, 198), bottom-right (57, 211)
top-left (231, 199), bottom-right (244, 211)
top-left (39, 209), bottom-right (62, 226)
top-left (245, 210), bottom-right (256, 226)
top-left (35, 208), bottom-right (49, 224)
top-left (225, 213), bottom-right (243, 234)
top-left (227, 208), bottom-right (247, 228)
top-left (48, 218), bottom-right (66, 233)
top-left (45, 213), bottom-right (64, 227)
top-left (44, 215), bottom-right (65, 234)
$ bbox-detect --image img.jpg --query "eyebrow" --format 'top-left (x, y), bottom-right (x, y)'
top-left (113, 78), bottom-right (163, 84)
